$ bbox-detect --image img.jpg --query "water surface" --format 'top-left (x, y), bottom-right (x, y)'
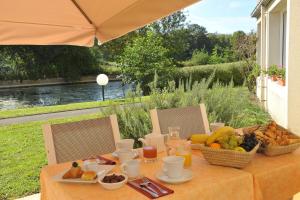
top-left (0, 81), bottom-right (132, 110)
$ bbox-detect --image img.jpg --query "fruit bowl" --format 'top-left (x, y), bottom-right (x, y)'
top-left (199, 143), bottom-right (260, 169)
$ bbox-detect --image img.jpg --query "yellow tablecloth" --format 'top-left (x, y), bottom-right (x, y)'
top-left (40, 151), bottom-right (254, 200)
top-left (243, 149), bottom-right (300, 200)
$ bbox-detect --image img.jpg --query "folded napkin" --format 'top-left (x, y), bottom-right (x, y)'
top-left (82, 156), bottom-right (116, 165)
top-left (97, 156), bottom-right (116, 165)
top-left (127, 177), bottom-right (174, 199)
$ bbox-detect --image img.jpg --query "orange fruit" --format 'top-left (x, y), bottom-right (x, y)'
top-left (209, 143), bottom-right (221, 149)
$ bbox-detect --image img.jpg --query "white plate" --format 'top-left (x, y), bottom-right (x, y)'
top-left (156, 169), bottom-right (193, 184)
top-left (53, 165), bottom-right (115, 184)
top-left (112, 149), bottom-right (139, 158)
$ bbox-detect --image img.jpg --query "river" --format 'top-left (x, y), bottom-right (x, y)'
top-left (0, 81), bottom-right (132, 110)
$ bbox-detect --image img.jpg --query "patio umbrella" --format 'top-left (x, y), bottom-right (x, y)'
top-left (0, 0), bottom-right (199, 47)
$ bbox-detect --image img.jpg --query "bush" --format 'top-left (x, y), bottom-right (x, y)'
top-left (102, 75), bottom-right (270, 146)
top-left (100, 65), bottom-right (122, 76)
top-left (186, 50), bottom-right (210, 66)
top-left (175, 62), bottom-right (245, 87)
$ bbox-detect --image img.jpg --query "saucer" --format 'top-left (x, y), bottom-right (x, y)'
top-left (112, 149), bottom-right (139, 158)
top-left (156, 169), bottom-right (193, 184)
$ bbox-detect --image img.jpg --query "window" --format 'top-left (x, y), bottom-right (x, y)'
top-left (282, 11), bottom-right (287, 67)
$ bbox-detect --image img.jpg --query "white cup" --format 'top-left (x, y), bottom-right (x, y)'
top-left (116, 139), bottom-right (134, 151)
top-left (117, 149), bottom-right (135, 164)
top-left (121, 159), bottom-right (141, 179)
top-left (162, 156), bottom-right (184, 179)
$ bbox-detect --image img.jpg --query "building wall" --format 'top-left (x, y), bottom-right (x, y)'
top-left (256, 0), bottom-right (288, 128)
top-left (287, 0), bottom-right (300, 134)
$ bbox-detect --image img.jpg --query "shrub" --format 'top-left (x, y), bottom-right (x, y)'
top-left (208, 46), bottom-right (225, 64)
top-left (175, 62), bottom-right (245, 87)
top-left (187, 49), bottom-right (210, 66)
top-left (247, 64), bottom-right (261, 92)
top-left (102, 75), bottom-right (270, 146)
top-left (100, 65), bottom-right (121, 76)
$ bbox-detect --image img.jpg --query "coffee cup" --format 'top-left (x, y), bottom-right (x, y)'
top-left (162, 156), bottom-right (184, 179)
top-left (117, 149), bottom-right (135, 164)
top-left (116, 139), bottom-right (134, 151)
top-left (121, 159), bottom-right (141, 179)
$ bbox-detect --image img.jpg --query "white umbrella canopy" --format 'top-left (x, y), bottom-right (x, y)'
top-left (0, 0), bottom-right (199, 47)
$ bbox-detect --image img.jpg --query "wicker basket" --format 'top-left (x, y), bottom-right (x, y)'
top-left (261, 143), bottom-right (300, 156)
top-left (199, 144), bottom-right (260, 169)
top-left (243, 125), bottom-right (300, 156)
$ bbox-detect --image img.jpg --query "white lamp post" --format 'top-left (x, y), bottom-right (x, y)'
top-left (96, 74), bottom-right (109, 101)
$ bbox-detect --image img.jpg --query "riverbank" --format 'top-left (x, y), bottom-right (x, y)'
top-left (0, 75), bottom-right (121, 89)
top-left (0, 97), bottom-right (148, 119)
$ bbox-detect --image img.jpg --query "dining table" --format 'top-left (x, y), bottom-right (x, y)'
top-left (243, 148), bottom-right (300, 200)
top-left (40, 150), bottom-right (254, 200)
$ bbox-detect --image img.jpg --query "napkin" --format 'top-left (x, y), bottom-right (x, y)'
top-left (97, 156), bottom-right (116, 165)
top-left (127, 177), bottom-right (174, 199)
top-left (82, 156), bottom-right (116, 165)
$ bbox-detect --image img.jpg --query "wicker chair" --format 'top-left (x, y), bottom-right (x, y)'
top-left (150, 104), bottom-right (210, 139)
top-left (42, 115), bottom-right (121, 165)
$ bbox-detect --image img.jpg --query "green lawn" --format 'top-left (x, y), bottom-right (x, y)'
top-left (0, 100), bottom-right (123, 119)
top-left (0, 113), bottom-right (102, 200)
top-left (0, 96), bottom-right (150, 119)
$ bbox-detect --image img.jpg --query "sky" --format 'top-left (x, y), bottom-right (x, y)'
top-left (185, 0), bottom-right (257, 34)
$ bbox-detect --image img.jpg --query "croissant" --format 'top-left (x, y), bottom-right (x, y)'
top-left (63, 162), bottom-right (83, 179)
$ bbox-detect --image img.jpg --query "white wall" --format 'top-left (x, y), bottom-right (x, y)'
top-left (287, 0), bottom-right (300, 135)
top-left (267, 79), bottom-right (287, 127)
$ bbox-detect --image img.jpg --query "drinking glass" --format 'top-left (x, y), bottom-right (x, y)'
top-left (176, 141), bottom-right (192, 167)
top-left (165, 127), bottom-right (181, 155)
top-left (142, 144), bottom-right (157, 163)
top-left (168, 127), bottom-right (180, 139)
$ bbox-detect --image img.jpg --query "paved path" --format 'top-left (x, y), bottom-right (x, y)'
top-left (0, 107), bottom-right (102, 126)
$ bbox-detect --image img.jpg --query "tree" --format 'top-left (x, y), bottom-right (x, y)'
top-left (151, 11), bottom-right (189, 62)
top-left (185, 24), bottom-right (210, 58)
top-left (151, 11), bottom-right (186, 34)
top-left (231, 31), bottom-right (247, 60)
top-left (99, 32), bottom-right (139, 61)
top-left (119, 31), bottom-right (175, 93)
top-left (0, 46), bottom-right (98, 81)
top-left (232, 31), bottom-right (257, 91)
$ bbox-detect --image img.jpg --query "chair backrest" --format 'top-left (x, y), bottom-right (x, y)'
top-left (43, 115), bottom-right (121, 165)
top-left (150, 104), bottom-right (210, 139)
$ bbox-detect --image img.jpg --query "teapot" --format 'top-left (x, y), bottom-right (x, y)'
top-left (138, 133), bottom-right (166, 152)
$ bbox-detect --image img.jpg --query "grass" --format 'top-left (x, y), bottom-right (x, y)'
top-left (0, 113), bottom-right (102, 200)
top-left (0, 97), bottom-right (149, 119)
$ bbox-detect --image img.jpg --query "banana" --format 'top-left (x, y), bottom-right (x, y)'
top-left (191, 134), bottom-right (209, 144)
top-left (206, 126), bottom-right (235, 145)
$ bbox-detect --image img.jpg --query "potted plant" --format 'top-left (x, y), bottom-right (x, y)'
top-left (277, 68), bottom-right (286, 86)
top-left (267, 65), bottom-right (279, 81)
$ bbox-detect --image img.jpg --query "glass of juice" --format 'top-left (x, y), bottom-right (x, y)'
top-left (143, 145), bottom-right (157, 163)
top-left (176, 141), bottom-right (192, 167)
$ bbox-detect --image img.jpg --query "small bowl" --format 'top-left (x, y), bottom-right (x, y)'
top-left (98, 173), bottom-right (128, 190)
